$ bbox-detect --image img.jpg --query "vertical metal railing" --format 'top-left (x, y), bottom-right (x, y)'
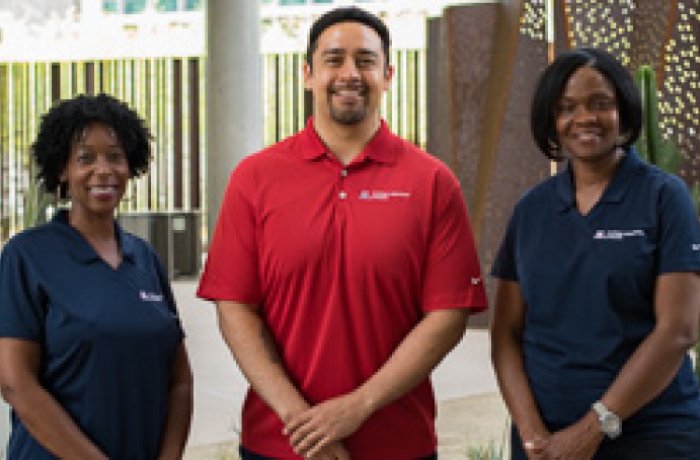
top-left (0, 48), bottom-right (424, 242)
top-left (0, 57), bottom-right (206, 242)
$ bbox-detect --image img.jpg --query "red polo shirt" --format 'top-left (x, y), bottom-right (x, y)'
top-left (198, 118), bottom-right (487, 459)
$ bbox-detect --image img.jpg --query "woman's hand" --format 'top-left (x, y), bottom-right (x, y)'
top-left (539, 411), bottom-right (603, 460)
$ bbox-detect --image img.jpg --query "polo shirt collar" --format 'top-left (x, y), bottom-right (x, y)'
top-left (555, 147), bottom-right (643, 212)
top-left (299, 117), bottom-right (399, 165)
top-left (51, 209), bottom-right (137, 264)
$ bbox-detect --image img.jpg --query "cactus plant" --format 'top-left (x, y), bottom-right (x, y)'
top-left (633, 65), bottom-right (684, 173)
top-left (634, 64), bottom-right (700, 381)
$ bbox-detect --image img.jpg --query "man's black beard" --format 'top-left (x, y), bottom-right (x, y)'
top-left (327, 84), bottom-right (368, 125)
top-left (329, 105), bottom-right (368, 125)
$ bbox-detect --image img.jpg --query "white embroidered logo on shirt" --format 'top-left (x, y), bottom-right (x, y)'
top-left (470, 277), bottom-right (481, 285)
top-left (692, 243), bottom-right (700, 251)
top-left (593, 229), bottom-right (645, 240)
top-left (140, 290), bottom-right (164, 302)
top-left (358, 190), bottom-right (411, 201)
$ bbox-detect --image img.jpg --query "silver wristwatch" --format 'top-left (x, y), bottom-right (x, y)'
top-left (592, 401), bottom-right (621, 439)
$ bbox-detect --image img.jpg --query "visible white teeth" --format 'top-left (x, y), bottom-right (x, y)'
top-left (91, 186), bottom-right (115, 193)
top-left (577, 133), bottom-right (599, 140)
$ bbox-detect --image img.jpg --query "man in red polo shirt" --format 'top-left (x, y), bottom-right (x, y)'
top-left (198, 6), bottom-right (487, 459)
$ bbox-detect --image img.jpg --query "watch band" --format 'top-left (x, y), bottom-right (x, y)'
top-left (592, 400), bottom-right (622, 439)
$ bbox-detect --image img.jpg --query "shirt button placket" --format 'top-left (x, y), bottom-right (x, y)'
top-left (339, 169), bottom-right (349, 201)
top-left (337, 168), bottom-right (349, 225)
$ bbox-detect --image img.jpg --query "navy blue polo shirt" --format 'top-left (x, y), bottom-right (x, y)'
top-left (0, 210), bottom-right (183, 459)
top-left (492, 148), bottom-right (700, 435)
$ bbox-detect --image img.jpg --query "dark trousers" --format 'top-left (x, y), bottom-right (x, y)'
top-left (510, 424), bottom-right (700, 460)
top-left (239, 446), bottom-right (438, 460)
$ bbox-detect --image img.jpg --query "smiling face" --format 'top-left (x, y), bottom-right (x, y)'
top-left (60, 122), bottom-right (129, 221)
top-left (555, 66), bottom-right (622, 164)
top-left (304, 21), bottom-right (393, 128)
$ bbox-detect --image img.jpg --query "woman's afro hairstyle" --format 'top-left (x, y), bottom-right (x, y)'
top-left (32, 93), bottom-right (152, 193)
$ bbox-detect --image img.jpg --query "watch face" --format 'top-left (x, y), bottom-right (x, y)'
top-left (593, 401), bottom-right (622, 439)
top-left (602, 413), bottom-right (621, 437)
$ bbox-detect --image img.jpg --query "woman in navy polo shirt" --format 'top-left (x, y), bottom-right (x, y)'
top-left (0, 94), bottom-right (192, 458)
top-left (491, 48), bottom-right (700, 459)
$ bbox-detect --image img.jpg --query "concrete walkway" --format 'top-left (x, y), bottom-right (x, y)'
top-left (174, 279), bottom-right (508, 459)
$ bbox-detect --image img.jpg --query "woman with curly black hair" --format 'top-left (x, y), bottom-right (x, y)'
top-left (0, 94), bottom-right (193, 459)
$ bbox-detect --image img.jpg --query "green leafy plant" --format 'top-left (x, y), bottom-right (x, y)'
top-left (466, 440), bottom-right (505, 460)
top-left (464, 418), bottom-right (509, 459)
top-left (22, 177), bottom-right (53, 229)
top-left (634, 64), bottom-right (700, 380)
top-left (634, 65), bottom-right (684, 172)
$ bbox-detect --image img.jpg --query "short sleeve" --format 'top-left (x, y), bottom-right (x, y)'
top-left (197, 164), bottom-right (262, 304)
top-left (421, 168), bottom-right (487, 313)
top-left (657, 176), bottom-right (700, 274)
top-left (0, 238), bottom-right (46, 341)
top-left (491, 208), bottom-right (519, 281)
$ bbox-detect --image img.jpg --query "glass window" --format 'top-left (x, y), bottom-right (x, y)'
top-left (102, 0), bottom-right (119, 12)
top-left (312, 0), bottom-right (333, 3)
top-left (280, 0), bottom-right (306, 5)
top-left (185, 0), bottom-right (202, 10)
top-left (124, 0), bottom-right (146, 13)
top-left (156, 0), bottom-right (178, 11)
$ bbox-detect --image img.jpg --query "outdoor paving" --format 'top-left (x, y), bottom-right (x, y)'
top-left (173, 279), bottom-right (508, 459)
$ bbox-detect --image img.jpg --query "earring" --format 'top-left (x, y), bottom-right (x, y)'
top-left (548, 139), bottom-right (561, 155)
top-left (615, 134), bottom-right (628, 148)
top-left (57, 181), bottom-right (68, 202)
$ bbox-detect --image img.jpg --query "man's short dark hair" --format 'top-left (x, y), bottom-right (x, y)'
top-left (306, 6), bottom-right (391, 68)
top-left (32, 93), bottom-right (152, 194)
top-left (530, 47), bottom-right (642, 160)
